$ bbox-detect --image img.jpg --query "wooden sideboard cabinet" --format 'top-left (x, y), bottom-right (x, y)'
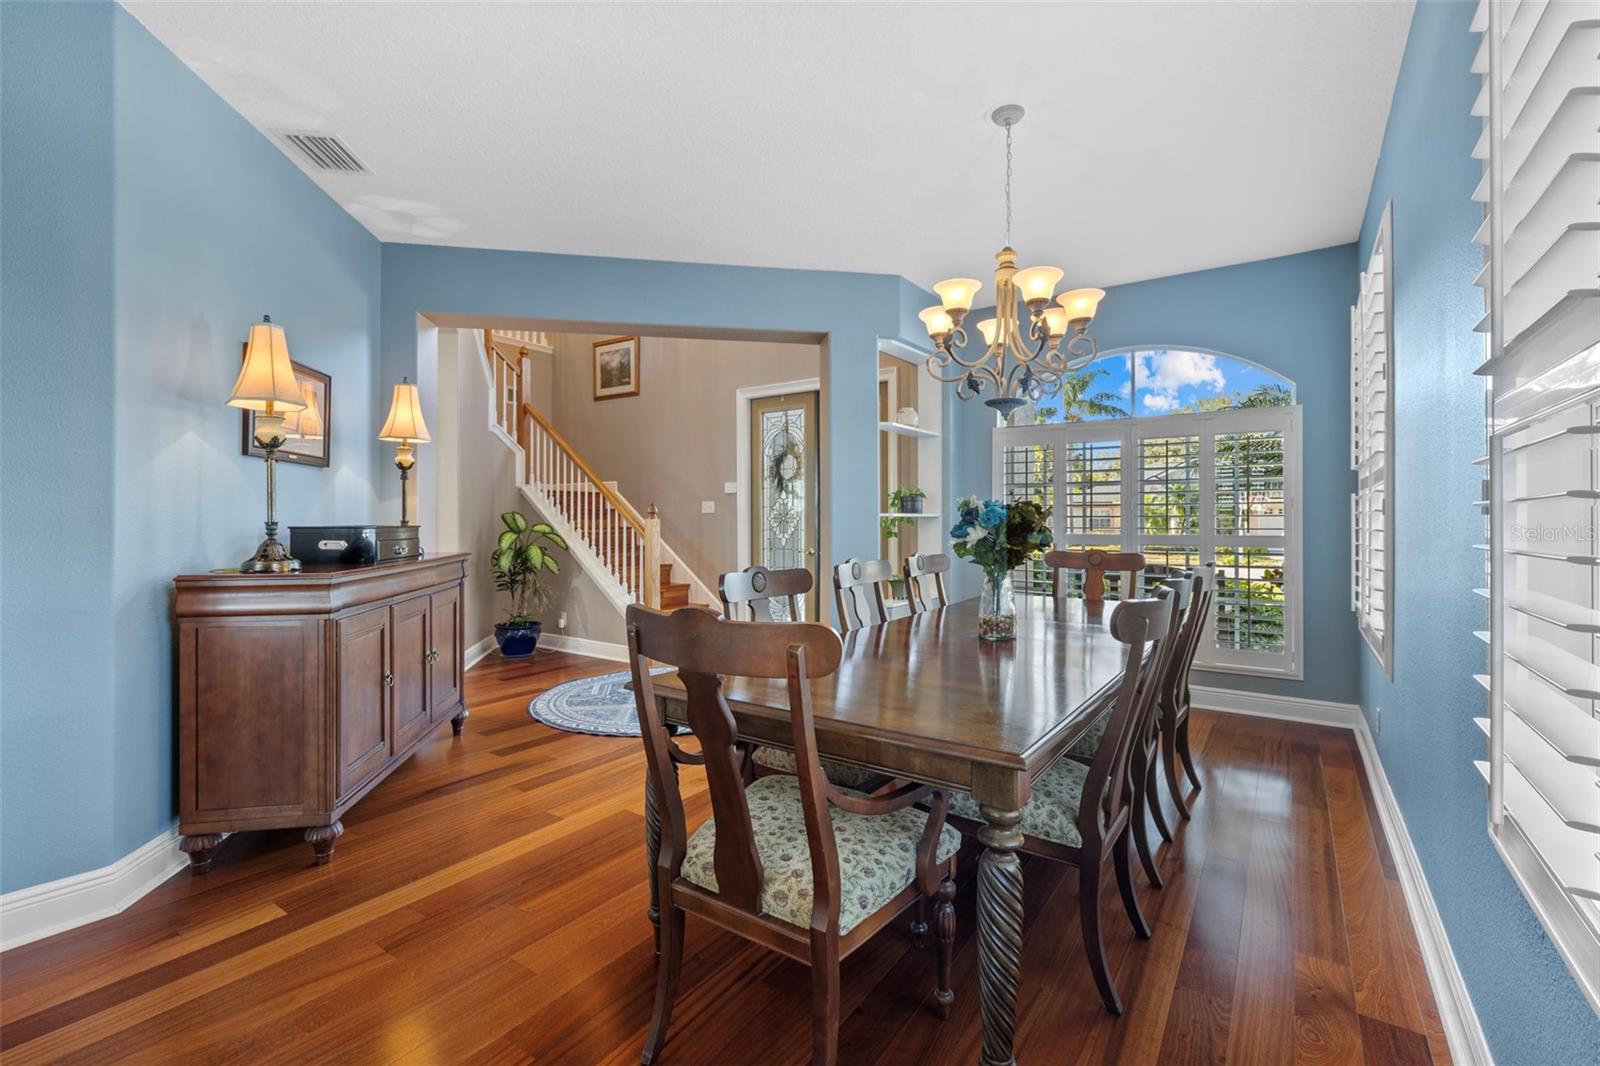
top-left (174, 553), bottom-right (469, 871)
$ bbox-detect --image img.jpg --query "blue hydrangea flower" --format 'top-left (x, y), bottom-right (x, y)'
top-left (979, 500), bottom-right (1007, 528)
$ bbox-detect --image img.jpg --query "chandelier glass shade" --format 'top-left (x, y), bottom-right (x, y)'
top-left (923, 106), bottom-right (1105, 417)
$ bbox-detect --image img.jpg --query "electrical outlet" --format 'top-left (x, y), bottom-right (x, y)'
top-left (701, 500), bottom-right (715, 514)
top-left (558, 612), bottom-right (568, 630)
top-left (1373, 705), bottom-right (1382, 736)
top-left (723, 481), bottom-right (738, 494)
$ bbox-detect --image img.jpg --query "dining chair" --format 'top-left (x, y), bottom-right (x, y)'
top-left (902, 552), bottom-right (952, 614)
top-left (1044, 548), bottom-right (1146, 603)
top-left (946, 588), bottom-right (1179, 1015)
top-left (1159, 562), bottom-right (1213, 821)
top-left (627, 605), bottom-right (960, 1064)
top-left (719, 564), bottom-right (813, 622)
top-left (717, 565), bottom-right (883, 791)
top-left (832, 557), bottom-right (898, 631)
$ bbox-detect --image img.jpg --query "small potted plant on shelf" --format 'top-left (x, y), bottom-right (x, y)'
top-left (491, 511), bottom-right (567, 658)
top-left (880, 486), bottom-right (927, 541)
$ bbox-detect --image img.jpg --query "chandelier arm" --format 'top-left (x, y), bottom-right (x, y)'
top-left (938, 337), bottom-right (998, 371)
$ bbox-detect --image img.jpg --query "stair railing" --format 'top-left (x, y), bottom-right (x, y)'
top-left (520, 401), bottom-right (661, 608)
top-left (483, 331), bottom-right (525, 441)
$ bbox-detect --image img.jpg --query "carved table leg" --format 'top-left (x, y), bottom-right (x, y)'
top-left (451, 709), bottom-right (468, 736)
top-left (977, 805), bottom-right (1025, 1066)
top-left (644, 770), bottom-right (662, 954)
top-left (180, 833), bottom-right (224, 875)
top-left (305, 821), bottom-right (344, 865)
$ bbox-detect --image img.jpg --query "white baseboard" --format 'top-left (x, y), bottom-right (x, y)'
top-left (465, 634), bottom-right (497, 670)
top-left (1197, 686), bottom-right (1490, 1065)
top-left (0, 827), bottom-right (186, 952)
top-left (1190, 684), bottom-right (1363, 729)
top-left (1351, 718), bottom-right (1493, 1065)
top-left (537, 632), bottom-right (627, 663)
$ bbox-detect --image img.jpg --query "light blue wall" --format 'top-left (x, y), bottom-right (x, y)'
top-left (1356, 2), bottom-right (1600, 1061)
top-left (0, 3), bottom-right (384, 893)
top-left (378, 246), bottom-right (932, 602)
top-left (948, 245), bottom-right (1360, 704)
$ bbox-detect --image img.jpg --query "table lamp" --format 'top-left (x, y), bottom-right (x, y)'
top-left (379, 377), bottom-right (430, 526)
top-left (228, 315), bottom-right (306, 572)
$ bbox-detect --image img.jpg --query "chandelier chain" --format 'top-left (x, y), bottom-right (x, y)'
top-left (1004, 122), bottom-right (1013, 248)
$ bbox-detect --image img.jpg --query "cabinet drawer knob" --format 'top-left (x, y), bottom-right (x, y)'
top-left (383, 671), bottom-right (394, 687)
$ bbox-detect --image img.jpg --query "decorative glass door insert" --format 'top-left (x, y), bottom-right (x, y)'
top-left (750, 391), bottom-right (820, 620)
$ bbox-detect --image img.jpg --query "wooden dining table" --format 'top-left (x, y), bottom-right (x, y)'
top-left (647, 594), bottom-right (1133, 1066)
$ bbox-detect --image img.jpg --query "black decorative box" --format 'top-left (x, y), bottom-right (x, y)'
top-left (289, 525), bottom-right (422, 566)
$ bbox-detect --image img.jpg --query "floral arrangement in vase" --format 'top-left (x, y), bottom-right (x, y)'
top-left (950, 496), bottom-right (1053, 641)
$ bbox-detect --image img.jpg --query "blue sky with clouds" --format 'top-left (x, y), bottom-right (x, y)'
top-left (1036, 348), bottom-right (1290, 421)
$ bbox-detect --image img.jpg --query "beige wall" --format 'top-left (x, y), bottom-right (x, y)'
top-left (543, 332), bottom-right (822, 595)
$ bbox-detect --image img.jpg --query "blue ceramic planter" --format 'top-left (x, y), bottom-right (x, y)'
top-left (495, 620), bottom-right (542, 659)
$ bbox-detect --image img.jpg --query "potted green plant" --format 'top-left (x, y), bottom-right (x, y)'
top-left (880, 486), bottom-right (927, 542)
top-left (491, 511), bottom-right (566, 658)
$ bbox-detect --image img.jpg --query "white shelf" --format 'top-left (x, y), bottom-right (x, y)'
top-left (878, 420), bottom-right (939, 439)
top-left (880, 512), bottom-right (942, 520)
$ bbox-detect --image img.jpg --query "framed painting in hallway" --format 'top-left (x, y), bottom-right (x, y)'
top-left (593, 336), bottom-right (640, 400)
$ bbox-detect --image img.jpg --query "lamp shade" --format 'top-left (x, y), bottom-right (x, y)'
top-left (975, 318), bottom-right (999, 347)
top-left (379, 379), bottom-right (431, 443)
top-left (1013, 266), bottom-right (1063, 304)
top-left (285, 382), bottom-right (324, 440)
top-left (1057, 288), bottom-right (1106, 323)
top-left (228, 316), bottom-right (305, 412)
top-left (918, 306), bottom-right (954, 339)
top-left (933, 278), bottom-right (982, 313)
top-left (1041, 306), bottom-right (1071, 339)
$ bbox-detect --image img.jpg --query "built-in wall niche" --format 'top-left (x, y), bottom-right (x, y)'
top-left (877, 346), bottom-right (943, 576)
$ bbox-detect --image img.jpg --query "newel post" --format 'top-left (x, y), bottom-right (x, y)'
top-left (643, 503), bottom-right (662, 609)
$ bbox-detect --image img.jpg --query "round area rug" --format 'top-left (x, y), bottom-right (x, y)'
top-left (528, 668), bottom-right (669, 737)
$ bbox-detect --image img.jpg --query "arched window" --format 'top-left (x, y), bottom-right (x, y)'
top-left (993, 347), bottom-right (1301, 679)
top-left (1025, 348), bottom-right (1294, 424)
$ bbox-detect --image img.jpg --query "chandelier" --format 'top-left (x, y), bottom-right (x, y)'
top-left (922, 105), bottom-right (1105, 417)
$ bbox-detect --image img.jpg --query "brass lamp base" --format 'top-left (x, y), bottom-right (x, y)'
top-left (240, 521), bottom-right (301, 573)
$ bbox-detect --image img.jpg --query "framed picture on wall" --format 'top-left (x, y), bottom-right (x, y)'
top-left (242, 359), bottom-right (331, 468)
top-left (593, 336), bottom-right (641, 400)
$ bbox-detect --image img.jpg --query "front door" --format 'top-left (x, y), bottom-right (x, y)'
top-left (749, 390), bottom-right (820, 620)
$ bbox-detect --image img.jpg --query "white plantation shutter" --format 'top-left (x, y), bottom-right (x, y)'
top-left (1472, 0), bottom-right (1600, 1013)
top-left (1352, 207), bottom-right (1394, 674)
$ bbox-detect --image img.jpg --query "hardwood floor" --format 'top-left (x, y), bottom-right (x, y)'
top-left (0, 651), bottom-right (1450, 1065)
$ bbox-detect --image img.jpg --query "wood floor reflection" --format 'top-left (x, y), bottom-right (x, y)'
top-left (0, 650), bottom-right (1448, 1065)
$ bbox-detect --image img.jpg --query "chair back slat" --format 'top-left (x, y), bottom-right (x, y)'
top-left (832, 557), bottom-right (894, 631)
top-left (718, 565), bottom-right (813, 622)
top-left (1044, 548), bottom-right (1145, 604)
top-left (1164, 563), bottom-right (1214, 714)
top-left (1080, 589), bottom-right (1178, 844)
top-left (626, 605), bottom-right (844, 921)
top-left (903, 552), bottom-right (952, 614)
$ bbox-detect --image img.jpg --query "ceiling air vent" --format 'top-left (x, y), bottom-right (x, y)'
top-left (275, 131), bottom-right (368, 174)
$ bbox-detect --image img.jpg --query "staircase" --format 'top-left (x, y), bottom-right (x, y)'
top-left (481, 330), bottom-right (710, 618)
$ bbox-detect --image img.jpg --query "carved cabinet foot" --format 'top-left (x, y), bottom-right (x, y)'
top-left (305, 821), bottom-right (344, 865)
top-left (180, 833), bottom-right (224, 875)
top-left (977, 805), bottom-right (1025, 1066)
top-left (451, 710), bottom-right (468, 736)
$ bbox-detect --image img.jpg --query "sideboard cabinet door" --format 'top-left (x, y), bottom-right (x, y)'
top-left (391, 593), bottom-right (432, 753)
top-left (337, 605), bottom-right (391, 800)
top-left (428, 584), bottom-right (462, 721)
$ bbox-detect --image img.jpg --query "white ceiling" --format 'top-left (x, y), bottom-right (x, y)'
top-left (123, 1), bottom-right (1413, 291)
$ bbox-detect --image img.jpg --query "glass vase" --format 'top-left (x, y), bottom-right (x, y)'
top-left (978, 570), bottom-right (1016, 642)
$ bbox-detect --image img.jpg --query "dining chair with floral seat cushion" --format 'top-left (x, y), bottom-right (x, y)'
top-left (716, 566), bottom-right (884, 793)
top-left (902, 552), bottom-right (952, 614)
top-left (627, 605), bottom-right (961, 1065)
top-left (1065, 575), bottom-right (1194, 889)
top-left (945, 588), bottom-right (1179, 1016)
top-left (1044, 547), bottom-right (1146, 604)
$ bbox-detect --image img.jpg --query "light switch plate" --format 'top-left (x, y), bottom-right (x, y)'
top-left (723, 481), bottom-right (738, 494)
top-left (701, 500), bottom-right (716, 514)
